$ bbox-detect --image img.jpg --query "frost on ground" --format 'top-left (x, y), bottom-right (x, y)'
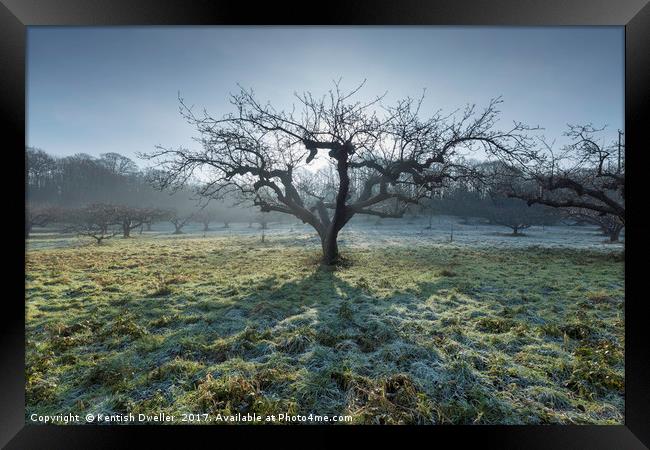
top-left (25, 220), bottom-right (624, 425)
top-left (28, 216), bottom-right (623, 252)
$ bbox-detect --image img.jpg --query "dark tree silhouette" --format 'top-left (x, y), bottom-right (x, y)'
top-left (169, 210), bottom-right (194, 235)
top-left (466, 161), bottom-right (560, 235)
top-left (195, 208), bottom-right (217, 232)
top-left (493, 124), bottom-right (624, 222)
top-left (483, 196), bottom-right (552, 236)
top-left (566, 208), bottom-right (624, 243)
top-left (141, 207), bottom-right (170, 231)
top-left (115, 206), bottom-right (148, 238)
top-left (26, 205), bottom-right (61, 238)
top-left (443, 186), bottom-right (485, 225)
top-left (98, 152), bottom-right (139, 177)
top-left (69, 203), bottom-right (121, 245)
top-left (143, 81), bottom-right (533, 264)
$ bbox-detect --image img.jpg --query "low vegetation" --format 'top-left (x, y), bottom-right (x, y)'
top-left (26, 234), bottom-right (624, 424)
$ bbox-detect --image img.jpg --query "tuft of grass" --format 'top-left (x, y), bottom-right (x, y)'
top-left (148, 357), bottom-right (203, 385)
top-left (276, 328), bottom-right (315, 354)
top-left (565, 340), bottom-right (624, 398)
top-left (330, 370), bottom-right (432, 424)
top-left (189, 373), bottom-right (297, 419)
top-left (560, 322), bottom-right (594, 341)
top-left (148, 273), bottom-right (174, 297)
top-left (439, 269), bottom-right (457, 277)
top-left (26, 374), bottom-right (58, 405)
top-left (102, 314), bottom-right (148, 339)
top-left (586, 290), bottom-right (613, 304)
top-left (149, 314), bottom-right (180, 328)
top-left (83, 357), bottom-right (135, 391)
top-left (476, 317), bottom-right (516, 334)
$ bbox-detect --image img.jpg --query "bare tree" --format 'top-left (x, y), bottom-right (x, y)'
top-left (463, 161), bottom-right (560, 235)
top-left (483, 196), bottom-right (552, 236)
top-left (69, 203), bottom-right (121, 245)
top-left (140, 207), bottom-right (170, 232)
top-left (98, 152), bottom-right (139, 177)
top-left (26, 205), bottom-right (61, 238)
top-left (143, 81), bottom-right (533, 264)
top-left (565, 208), bottom-right (624, 243)
top-left (194, 208), bottom-right (217, 232)
top-left (492, 124), bottom-right (624, 222)
top-left (115, 206), bottom-right (148, 238)
top-left (169, 210), bottom-right (194, 235)
top-left (418, 188), bottom-right (447, 230)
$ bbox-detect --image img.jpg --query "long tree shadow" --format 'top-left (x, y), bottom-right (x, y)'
top-left (157, 262), bottom-right (507, 424)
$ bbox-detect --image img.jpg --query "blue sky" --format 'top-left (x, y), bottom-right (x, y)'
top-left (27, 26), bottom-right (624, 164)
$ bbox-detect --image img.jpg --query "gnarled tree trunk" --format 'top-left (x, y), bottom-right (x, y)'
top-left (122, 221), bottom-right (131, 238)
top-left (321, 231), bottom-right (340, 265)
top-left (319, 145), bottom-right (352, 265)
top-left (608, 224), bottom-right (623, 242)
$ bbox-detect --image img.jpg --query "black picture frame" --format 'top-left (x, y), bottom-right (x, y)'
top-left (2, 0), bottom-right (648, 447)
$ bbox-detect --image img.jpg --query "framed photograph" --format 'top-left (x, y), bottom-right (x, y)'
top-left (2, 0), bottom-right (648, 447)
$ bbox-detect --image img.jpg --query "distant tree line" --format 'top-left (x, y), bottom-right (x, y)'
top-left (25, 148), bottom-right (278, 241)
top-left (27, 148), bottom-right (190, 208)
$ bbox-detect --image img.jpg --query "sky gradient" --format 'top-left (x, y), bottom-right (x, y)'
top-left (27, 26), bottom-right (624, 164)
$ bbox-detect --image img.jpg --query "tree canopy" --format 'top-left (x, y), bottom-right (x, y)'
top-left (144, 81), bottom-right (534, 264)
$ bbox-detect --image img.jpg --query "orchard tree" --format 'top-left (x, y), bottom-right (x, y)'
top-left (195, 208), bottom-right (217, 232)
top-left (25, 204), bottom-right (61, 238)
top-left (115, 205), bottom-right (148, 238)
top-left (565, 208), bottom-right (624, 243)
top-left (142, 207), bottom-right (170, 231)
top-left (493, 124), bottom-right (624, 223)
top-left (471, 161), bottom-right (560, 235)
top-left (418, 188), bottom-right (447, 230)
top-left (483, 196), bottom-right (553, 236)
top-left (169, 210), bottom-right (194, 234)
top-left (143, 81), bottom-right (533, 264)
top-left (69, 203), bottom-right (121, 245)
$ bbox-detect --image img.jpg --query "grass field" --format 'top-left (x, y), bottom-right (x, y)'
top-left (25, 233), bottom-right (625, 424)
